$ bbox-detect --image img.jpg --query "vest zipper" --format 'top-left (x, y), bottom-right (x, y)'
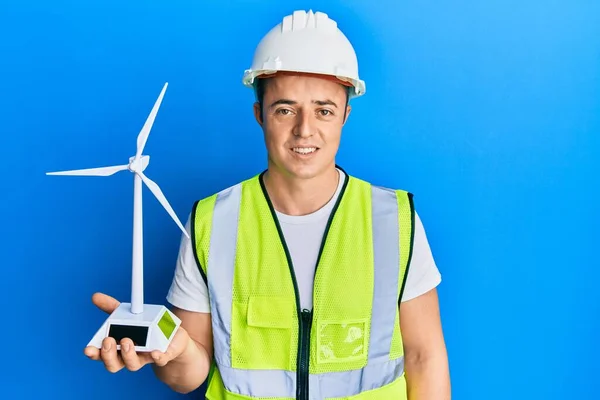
top-left (298, 309), bottom-right (312, 400)
top-left (258, 170), bottom-right (350, 400)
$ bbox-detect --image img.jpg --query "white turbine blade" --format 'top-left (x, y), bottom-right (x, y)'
top-left (138, 171), bottom-right (190, 239)
top-left (46, 164), bottom-right (129, 176)
top-left (135, 82), bottom-right (168, 159)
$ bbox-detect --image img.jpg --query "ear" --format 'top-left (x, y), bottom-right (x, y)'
top-left (342, 105), bottom-right (352, 125)
top-left (253, 102), bottom-right (263, 126)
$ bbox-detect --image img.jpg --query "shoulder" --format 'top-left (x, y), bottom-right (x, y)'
top-left (190, 172), bottom-right (261, 220)
top-left (344, 170), bottom-right (416, 235)
top-left (345, 170), bottom-right (414, 204)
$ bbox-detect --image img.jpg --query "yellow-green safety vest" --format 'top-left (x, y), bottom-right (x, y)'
top-left (191, 168), bottom-right (415, 400)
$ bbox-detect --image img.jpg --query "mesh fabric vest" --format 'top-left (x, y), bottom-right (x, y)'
top-left (191, 170), bottom-right (414, 400)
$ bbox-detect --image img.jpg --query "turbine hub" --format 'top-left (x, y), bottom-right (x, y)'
top-left (128, 155), bottom-right (149, 173)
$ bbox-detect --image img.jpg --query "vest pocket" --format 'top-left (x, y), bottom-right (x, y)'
top-left (317, 319), bottom-right (368, 365)
top-left (231, 296), bottom-right (296, 370)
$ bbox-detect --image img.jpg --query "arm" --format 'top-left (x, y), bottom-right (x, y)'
top-left (152, 214), bottom-right (214, 393)
top-left (152, 307), bottom-right (214, 394)
top-left (84, 294), bottom-right (213, 395)
top-left (85, 215), bottom-right (214, 393)
top-left (400, 288), bottom-right (451, 400)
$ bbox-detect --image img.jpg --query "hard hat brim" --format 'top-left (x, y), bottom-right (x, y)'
top-left (243, 69), bottom-right (366, 98)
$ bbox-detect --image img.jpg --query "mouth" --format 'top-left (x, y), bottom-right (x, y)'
top-left (291, 147), bottom-right (319, 155)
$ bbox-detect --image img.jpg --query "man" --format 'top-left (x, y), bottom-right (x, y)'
top-left (85, 9), bottom-right (451, 399)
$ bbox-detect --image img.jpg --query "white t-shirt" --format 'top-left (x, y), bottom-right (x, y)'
top-left (167, 170), bottom-right (441, 312)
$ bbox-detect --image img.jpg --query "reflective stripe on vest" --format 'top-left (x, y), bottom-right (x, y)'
top-left (201, 173), bottom-right (412, 399)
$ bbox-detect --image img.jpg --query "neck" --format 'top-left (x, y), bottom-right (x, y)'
top-left (263, 164), bottom-right (340, 216)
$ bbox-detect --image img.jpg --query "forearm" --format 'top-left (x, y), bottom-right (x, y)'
top-left (152, 336), bottom-right (212, 394)
top-left (405, 351), bottom-right (451, 400)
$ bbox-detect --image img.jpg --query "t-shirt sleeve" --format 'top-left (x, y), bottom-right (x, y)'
top-left (166, 213), bottom-right (211, 313)
top-left (400, 210), bottom-right (442, 302)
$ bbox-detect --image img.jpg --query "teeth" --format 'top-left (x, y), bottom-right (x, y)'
top-left (293, 147), bottom-right (317, 154)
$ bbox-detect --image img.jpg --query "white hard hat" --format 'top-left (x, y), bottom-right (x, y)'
top-left (243, 10), bottom-right (366, 99)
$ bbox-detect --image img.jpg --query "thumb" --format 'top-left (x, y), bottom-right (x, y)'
top-left (91, 292), bottom-right (120, 314)
top-left (151, 327), bottom-right (189, 367)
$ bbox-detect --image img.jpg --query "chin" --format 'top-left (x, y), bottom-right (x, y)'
top-left (269, 151), bottom-right (334, 180)
top-left (290, 169), bottom-right (319, 180)
top-left (286, 162), bottom-right (328, 180)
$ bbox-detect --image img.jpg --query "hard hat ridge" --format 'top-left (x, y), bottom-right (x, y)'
top-left (243, 9), bottom-right (366, 99)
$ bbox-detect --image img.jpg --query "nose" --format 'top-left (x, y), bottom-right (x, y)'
top-left (293, 110), bottom-right (314, 138)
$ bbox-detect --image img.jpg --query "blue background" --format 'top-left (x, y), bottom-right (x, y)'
top-left (1, 0), bottom-right (598, 399)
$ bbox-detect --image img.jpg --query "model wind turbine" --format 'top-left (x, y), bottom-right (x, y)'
top-left (47, 82), bottom-right (186, 353)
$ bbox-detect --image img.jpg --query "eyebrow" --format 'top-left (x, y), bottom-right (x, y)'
top-left (268, 99), bottom-right (339, 108)
top-left (269, 99), bottom-right (297, 108)
top-left (313, 99), bottom-right (338, 108)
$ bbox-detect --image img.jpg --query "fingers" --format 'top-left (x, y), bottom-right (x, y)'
top-left (85, 328), bottom-right (188, 372)
top-left (100, 337), bottom-right (124, 373)
top-left (120, 339), bottom-right (153, 371)
top-left (85, 338), bottom-right (155, 373)
top-left (92, 293), bottom-right (121, 314)
top-left (84, 345), bottom-right (100, 361)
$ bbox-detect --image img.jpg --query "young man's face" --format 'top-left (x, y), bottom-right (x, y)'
top-left (253, 74), bottom-right (351, 181)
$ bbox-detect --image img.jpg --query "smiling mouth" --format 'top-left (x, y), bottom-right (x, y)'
top-left (292, 147), bottom-right (318, 155)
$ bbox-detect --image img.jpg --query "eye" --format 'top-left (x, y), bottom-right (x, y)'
top-left (276, 109), bottom-right (292, 115)
top-left (319, 109), bottom-right (333, 117)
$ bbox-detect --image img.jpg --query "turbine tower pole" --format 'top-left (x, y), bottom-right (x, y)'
top-left (131, 170), bottom-right (144, 314)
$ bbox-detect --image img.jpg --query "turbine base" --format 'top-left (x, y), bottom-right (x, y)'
top-left (87, 303), bottom-right (181, 353)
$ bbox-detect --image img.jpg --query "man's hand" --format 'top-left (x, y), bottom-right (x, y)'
top-left (83, 293), bottom-right (191, 372)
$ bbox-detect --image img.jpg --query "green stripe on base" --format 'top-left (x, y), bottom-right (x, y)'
top-left (158, 310), bottom-right (176, 339)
